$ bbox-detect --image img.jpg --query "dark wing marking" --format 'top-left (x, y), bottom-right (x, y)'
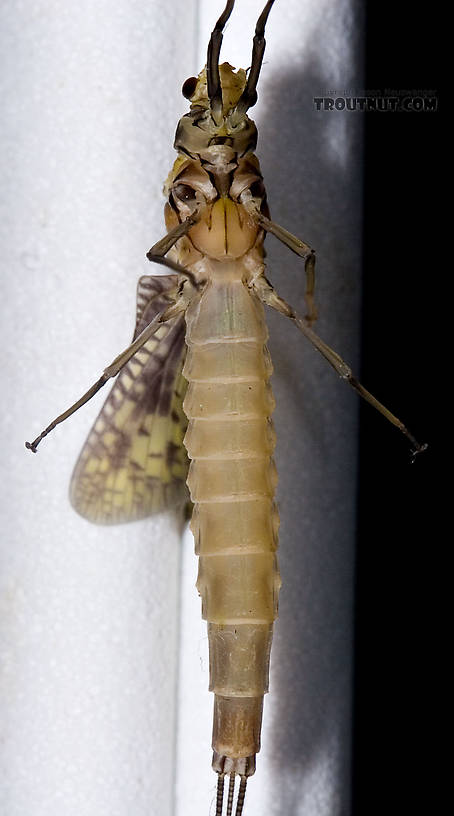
top-left (69, 274), bottom-right (189, 524)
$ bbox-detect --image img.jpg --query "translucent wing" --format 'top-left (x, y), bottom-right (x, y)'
top-left (70, 274), bottom-right (189, 524)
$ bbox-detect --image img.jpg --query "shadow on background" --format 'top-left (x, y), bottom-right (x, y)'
top-left (254, 10), bottom-right (364, 808)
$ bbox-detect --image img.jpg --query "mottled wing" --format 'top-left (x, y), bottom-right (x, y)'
top-left (70, 274), bottom-right (189, 524)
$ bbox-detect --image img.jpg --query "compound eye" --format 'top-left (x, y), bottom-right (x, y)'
top-left (172, 183), bottom-right (197, 203)
top-left (249, 179), bottom-right (265, 199)
top-left (182, 76), bottom-right (198, 99)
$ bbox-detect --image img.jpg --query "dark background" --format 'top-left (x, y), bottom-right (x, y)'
top-left (353, 2), bottom-right (439, 812)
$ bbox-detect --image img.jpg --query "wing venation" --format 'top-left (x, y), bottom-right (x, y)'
top-left (70, 275), bottom-right (189, 524)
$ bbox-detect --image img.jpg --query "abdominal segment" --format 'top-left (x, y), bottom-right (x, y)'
top-left (183, 273), bottom-right (281, 770)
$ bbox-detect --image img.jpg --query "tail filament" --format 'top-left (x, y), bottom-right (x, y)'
top-left (215, 773), bottom-right (248, 816)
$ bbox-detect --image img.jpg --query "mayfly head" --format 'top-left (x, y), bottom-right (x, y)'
top-left (174, 0), bottom-right (275, 160)
top-left (166, 0), bottom-right (275, 264)
top-left (174, 63), bottom-right (258, 160)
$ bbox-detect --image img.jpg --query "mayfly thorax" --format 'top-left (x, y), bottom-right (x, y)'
top-left (26, 1), bottom-right (426, 813)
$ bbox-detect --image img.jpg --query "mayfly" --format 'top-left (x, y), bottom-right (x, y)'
top-left (26, 1), bottom-right (426, 813)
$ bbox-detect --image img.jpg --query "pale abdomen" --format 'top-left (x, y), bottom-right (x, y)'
top-left (182, 272), bottom-right (281, 773)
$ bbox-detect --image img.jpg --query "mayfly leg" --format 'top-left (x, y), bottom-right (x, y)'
top-left (146, 213), bottom-right (201, 287)
top-left (240, 196), bottom-right (427, 459)
top-left (253, 275), bottom-right (427, 459)
top-left (240, 191), bottom-right (318, 325)
top-left (25, 297), bottom-right (183, 453)
top-left (25, 213), bottom-right (199, 454)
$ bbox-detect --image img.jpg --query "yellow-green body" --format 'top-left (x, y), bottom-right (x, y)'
top-left (159, 61), bottom-right (284, 771)
top-left (183, 262), bottom-right (281, 770)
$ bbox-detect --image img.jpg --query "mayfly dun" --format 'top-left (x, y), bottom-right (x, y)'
top-left (26, 1), bottom-right (427, 813)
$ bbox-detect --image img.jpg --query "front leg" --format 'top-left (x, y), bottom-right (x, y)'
top-left (146, 214), bottom-right (201, 288)
top-left (240, 192), bottom-right (317, 324)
